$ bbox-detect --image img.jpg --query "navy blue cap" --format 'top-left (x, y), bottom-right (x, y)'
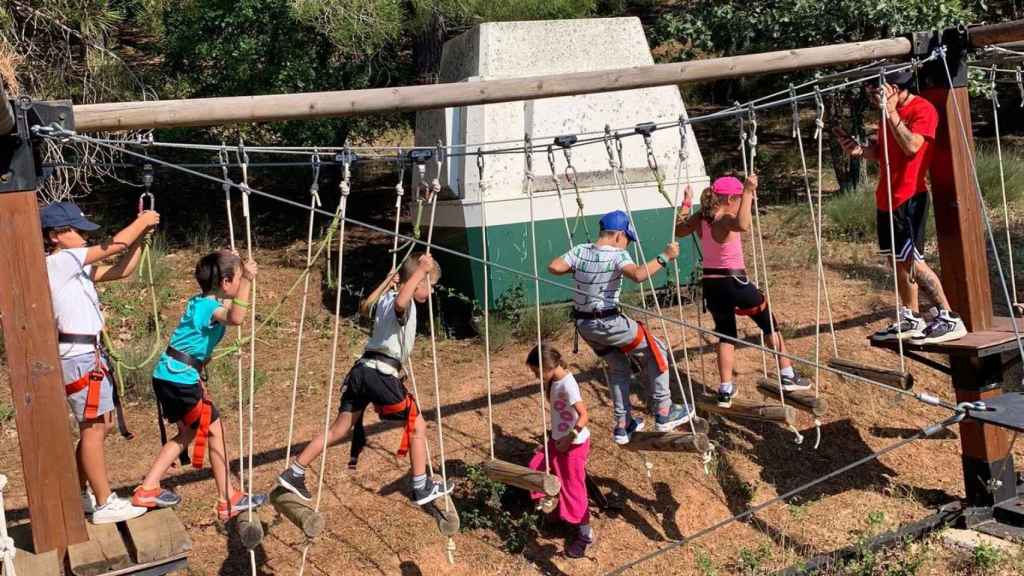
top-left (599, 210), bottom-right (637, 242)
top-left (882, 69), bottom-right (915, 88)
top-left (40, 202), bottom-right (100, 231)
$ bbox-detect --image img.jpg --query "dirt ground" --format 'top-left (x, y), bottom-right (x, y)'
top-left (2, 203), bottom-right (1024, 576)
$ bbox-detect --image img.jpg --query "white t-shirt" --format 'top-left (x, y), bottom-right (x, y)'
top-left (46, 247), bottom-right (104, 358)
top-left (364, 289), bottom-right (417, 364)
top-left (549, 372), bottom-right (590, 444)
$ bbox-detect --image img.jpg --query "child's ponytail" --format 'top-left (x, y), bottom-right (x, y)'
top-left (700, 186), bottom-right (719, 222)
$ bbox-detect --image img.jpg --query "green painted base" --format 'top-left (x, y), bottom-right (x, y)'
top-left (433, 207), bottom-right (697, 307)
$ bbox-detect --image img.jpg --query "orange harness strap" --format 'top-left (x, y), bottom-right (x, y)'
top-left (377, 394), bottom-right (419, 457)
top-left (64, 350), bottom-right (104, 420)
top-left (181, 393), bottom-right (214, 469)
top-left (620, 321), bottom-right (668, 373)
top-left (735, 299), bottom-right (768, 317)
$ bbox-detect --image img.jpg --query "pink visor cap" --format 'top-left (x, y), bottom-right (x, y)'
top-left (711, 176), bottom-right (744, 196)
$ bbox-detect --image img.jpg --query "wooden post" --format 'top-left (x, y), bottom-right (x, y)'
top-left (0, 191), bottom-right (88, 554)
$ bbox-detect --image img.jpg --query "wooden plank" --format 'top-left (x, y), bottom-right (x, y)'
top-left (269, 487), bottom-right (323, 540)
top-left (481, 459), bottom-right (561, 497)
top-left (124, 509), bottom-right (192, 565)
top-left (829, 357), bottom-right (914, 390)
top-left (13, 548), bottom-right (62, 576)
top-left (696, 396), bottom-right (797, 426)
top-left (619, 431), bottom-right (710, 453)
top-left (0, 191), bottom-right (88, 555)
top-left (68, 522), bottom-right (131, 576)
top-left (869, 331), bottom-right (1020, 358)
top-left (73, 38), bottom-right (914, 132)
top-left (757, 379), bottom-right (829, 417)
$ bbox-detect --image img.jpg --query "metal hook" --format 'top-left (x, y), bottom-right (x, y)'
top-left (813, 86), bottom-right (826, 140)
top-left (546, 144), bottom-right (558, 176)
top-left (990, 65), bottom-right (1001, 110)
top-left (394, 147), bottom-right (405, 197)
top-left (789, 84), bottom-right (800, 139)
top-left (523, 134), bottom-right (534, 179)
top-left (218, 143), bottom-right (232, 195)
top-left (309, 149), bottom-right (322, 207)
top-left (138, 163), bottom-right (155, 213)
top-left (603, 125), bottom-right (616, 167)
top-left (339, 142), bottom-right (352, 196)
top-left (614, 133), bottom-right (625, 173)
top-left (476, 147), bottom-right (485, 182)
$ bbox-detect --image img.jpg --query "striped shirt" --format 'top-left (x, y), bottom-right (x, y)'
top-left (562, 243), bottom-right (634, 312)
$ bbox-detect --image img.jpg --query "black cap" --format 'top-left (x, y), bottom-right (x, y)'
top-left (882, 69), bottom-right (915, 88)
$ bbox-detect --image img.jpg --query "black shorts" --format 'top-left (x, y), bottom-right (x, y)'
top-left (877, 192), bottom-right (928, 263)
top-left (152, 378), bottom-right (220, 426)
top-left (339, 362), bottom-right (409, 420)
top-left (703, 276), bottom-right (776, 340)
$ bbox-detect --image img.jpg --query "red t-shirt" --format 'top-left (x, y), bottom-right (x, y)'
top-left (875, 96), bottom-right (939, 211)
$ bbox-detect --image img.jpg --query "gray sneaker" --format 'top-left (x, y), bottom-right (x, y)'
top-left (655, 404), bottom-right (696, 432)
top-left (911, 310), bottom-right (967, 344)
top-left (780, 374), bottom-right (812, 392)
top-left (278, 468), bottom-right (312, 501)
top-left (412, 479), bottom-right (452, 506)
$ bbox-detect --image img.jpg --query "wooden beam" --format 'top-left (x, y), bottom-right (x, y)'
top-left (969, 20), bottom-right (1024, 47)
top-left (696, 396), bottom-right (797, 426)
top-left (757, 379), bottom-right (829, 417)
top-left (0, 191), bottom-right (88, 555)
top-left (482, 458), bottom-right (561, 497)
top-left (123, 509), bottom-right (192, 565)
top-left (269, 487), bottom-right (323, 540)
top-left (619, 431), bottom-right (710, 453)
top-left (67, 522), bottom-right (131, 576)
top-left (828, 357), bottom-right (914, 390)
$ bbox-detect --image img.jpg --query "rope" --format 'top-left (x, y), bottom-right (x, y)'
top-left (988, 67), bottom-right (1020, 307)
top-left (878, 73), bottom-right (908, 374)
top-left (284, 153), bottom-right (322, 465)
top-left (738, 111), bottom-right (771, 382)
top-left (478, 149), bottom-right (496, 459)
top-left (547, 145), bottom-right (575, 247)
top-left (524, 136), bottom-right (552, 476)
top-left (0, 474), bottom-right (15, 576)
top-left (50, 132), bottom-right (965, 413)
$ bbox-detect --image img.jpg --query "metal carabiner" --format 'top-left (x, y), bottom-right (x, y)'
top-left (395, 147), bottom-right (405, 197)
top-left (309, 149), bottom-right (322, 207)
top-left (218, 144), bottom-right (232, 195)
top-left (476, 147), bottom-right (485, 183)
top-left (813, 86), bottom-right (825, 141)
top-left (614, 132), bottom-right (625, 173)
top-left (603, 125), bottom-right (616, 167)
top-left (138, 163), bottom-right (155, 214)
top-left (546, 144), bottom-right (558, 177)
top-left (339, 143), bottom-right (352, 197)
top-left (789, 84), bottom-right (800, 139)
top-left (678, 115), bottom-right (689, 162)
top-left (523, 134), bottom-right (534, 179)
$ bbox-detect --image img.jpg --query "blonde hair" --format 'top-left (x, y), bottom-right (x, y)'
top-left (400, 252), bottom-right (442, 283)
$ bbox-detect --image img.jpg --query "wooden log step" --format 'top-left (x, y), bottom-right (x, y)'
top-left (829, 357), bottom-right (914, 390)
top-left (270, 487), bottom-right (324, 540)
top-left (619, 431), bottom-right (710, 453)
top-left (482, 458), bottom-right (561, 497)
top-left (696, 396), bottom-right (797, 426)
top-left (757, 379), bottom-right (828, 417)
top-left (14, 548), bottom-right (61, 576)
top-left (124, 508), bottom-right (192, 565)
top-left (68, 521), bottom-right (132, 576)
top-left (426, 493), bottom-right (460, 537)
top-left (237, 517), bottom-right (264, 550)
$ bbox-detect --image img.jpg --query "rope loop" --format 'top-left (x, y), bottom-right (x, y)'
top-left (603, 125), bottom-right (617, 168)
top-left (789, 84), bottom-right (800, 139)
top-left (678, 115), bottom-right (689, 161)
top-left (309, 149), bottom-right (322, 207)
top-left (339, 145), bottom-right (352, 197)
top-left (523, 134), bottom-right (534, 181)
top-left (813, 87), bottom-right (825, 140)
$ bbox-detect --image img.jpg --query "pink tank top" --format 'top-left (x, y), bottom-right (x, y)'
top-left (701, 220), bottom-right (745, 272)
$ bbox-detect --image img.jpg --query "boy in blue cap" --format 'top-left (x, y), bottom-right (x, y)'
top-left (42, 200), bottom-right (159, 523)
top-left (548, 210), bottom-right (691, 445)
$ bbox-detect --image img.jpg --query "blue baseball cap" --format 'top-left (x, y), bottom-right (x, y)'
top-left (40, 201), bottom-right (100, 231)
top-left (599, 210), bottom-right (637, 241)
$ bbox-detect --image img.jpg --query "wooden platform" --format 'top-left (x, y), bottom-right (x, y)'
top-left (62, 509), bottom-right (192, 576)
top-left (870, 316), bottom-right (1024, 358)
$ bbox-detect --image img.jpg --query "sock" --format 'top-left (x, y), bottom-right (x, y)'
top-left (412, 474), bottom-right (427, 492)
top-left (289, 462), bottom-right (305, 477)
top-left (719, 382), bottom-right (733, 394)
top-left (579, 524), bottom-right (593, 539)
top-left (780, 366), bottom-right (795, 379)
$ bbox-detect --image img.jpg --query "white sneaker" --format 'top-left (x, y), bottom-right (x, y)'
top-left (81, 489), bottom-right (97, 515)
top-left (91, 493), bottom-right (147, 525)
top-left (872, 307), bottom-right (926, 341)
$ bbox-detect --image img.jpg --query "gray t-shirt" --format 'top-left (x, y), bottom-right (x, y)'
top-left (364, 289), bottom-right (417, 363)
top-left (561, 243), bottom-right (634, 312)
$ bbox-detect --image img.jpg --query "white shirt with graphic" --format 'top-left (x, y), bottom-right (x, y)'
top-left (549, 372), bottom-right (590, 444)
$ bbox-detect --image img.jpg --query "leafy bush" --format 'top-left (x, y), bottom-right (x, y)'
top-left (455, 464), bottom-right (539, 554)
top-left (976, 145), bottom-right (1024, 210)
top-left (824, 180), bottom-right (877, 241)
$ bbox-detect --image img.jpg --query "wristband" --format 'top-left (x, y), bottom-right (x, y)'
top-left (232, 299), bottom-right (250, 309)
top-left (656, 254), bottom-right (668, 267)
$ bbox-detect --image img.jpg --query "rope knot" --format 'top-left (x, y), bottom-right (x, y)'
top-left (0, 535), bottom-right (15, 562)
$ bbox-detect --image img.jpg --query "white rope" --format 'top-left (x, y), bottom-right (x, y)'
top-left (547, 145), bottom-right (575, 247)
top-left (478, 150), bottom-right (496, 459)
top-left (524, 137), bottom-right (552, 475)
top-left (284, 154), bottom-right (322, 465)
top-left (738, 114), bottom-right (771, 381)
top-left (989, 68), bottom-right (1020, 306)
top-left (811, 90), bottom-right (840, 357)
top-left (878, 74), bottom-right (908, 374)
top-left (0, 474), bottom-right (15, 576)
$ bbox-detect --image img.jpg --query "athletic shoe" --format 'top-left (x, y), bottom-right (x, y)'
top-left (131, 486), bottom-right (181, 509)
top-left (612, 416), bottom-right (645, 445)
top-left (872, 308), bottom-right (926, 342)
top-left (81, 489), bottom-right (96, 515)
top-left (717, 387), bottom-right (734, 408)
top-left (566, 533), bottom-right (594, 559)
top-left (412, 479), bottom-right (452, 506)
top-left (911, 310), bottom-right (967, 344)
top-left (217, 491), bottom-right (268, 522)
top-left (780, 374), bottom-right (813, 392)
top-left (92, 493), bottom-right (147, 525)
top-left (277, 468), bottom-right (312, 502)
top-left (654, 404), bottom-right (696, 432)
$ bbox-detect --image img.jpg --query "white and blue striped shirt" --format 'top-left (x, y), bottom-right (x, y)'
top-left (562, 244), bottom-right (634, 312)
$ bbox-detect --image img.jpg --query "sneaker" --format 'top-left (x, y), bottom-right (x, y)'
top-left (566, 533), bottom-right (594, 558)
top-left (911, 310), bottom-right (967, 344)
top-left (92, 493), bottom-right (147, 525)
top-left (717, 387), bottom-right (734, 408)
top-left (217, 491), bottom-right (268, 522)
top-left (412, 479), bottom-right (453, 506)
top-left (132, 486), bottom-right (182, 509)
top-left (872, 308), bottom-right (926, 342)
top-left (81, 489), bottom-right (96, 515)
top-left (780, 373), bottom-right (812, 392)
top-left (655, 404), bottom-right (696, 432)
top-left (278, 468), bottom-right (312, 502)
top-left (612, 416), bottom-right (645, 445)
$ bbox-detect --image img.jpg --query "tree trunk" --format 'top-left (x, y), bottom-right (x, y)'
top-left (413, 11), bottom-right (447, 84)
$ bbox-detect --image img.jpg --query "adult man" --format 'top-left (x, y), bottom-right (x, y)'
top-left (834, 70), bottom-right (966, 344)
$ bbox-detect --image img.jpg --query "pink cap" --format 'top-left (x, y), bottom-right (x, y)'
top-left (711, 176), bottom-right (744, 196)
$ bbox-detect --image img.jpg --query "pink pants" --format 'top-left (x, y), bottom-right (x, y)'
top-left (528, 438), bottom-right (591, 525)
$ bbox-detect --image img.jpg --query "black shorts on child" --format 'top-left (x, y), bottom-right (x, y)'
top-left (703, 275), bottom-right (776, 340)
top-left (339, 361), bottom-right (409, 420)
top-left (152, 377), bottom-right (220, 426)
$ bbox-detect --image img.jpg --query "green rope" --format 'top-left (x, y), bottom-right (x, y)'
top-left (102, 236), bottom-right (162, 396)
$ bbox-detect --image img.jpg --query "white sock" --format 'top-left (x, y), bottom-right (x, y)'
top-left (780, 366), bottom-right (795, 379)
top-left (579, 524), bottom-right (593, 539)
top-left (719, 382), bottom-right (733, 394)
top-left (290, 462), bottom-right (305, 477)
top-left (412, 474), bottom-right (427, 491)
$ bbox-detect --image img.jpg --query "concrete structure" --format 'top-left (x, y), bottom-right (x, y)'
top-left (416, 17), bottom-right (708, 305)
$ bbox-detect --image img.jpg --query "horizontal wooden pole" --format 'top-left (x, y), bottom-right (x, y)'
top-left (970, 20), bottom-right (1024, 48)
top-left (757, 379), bottom-right (829, 417)
top-left (73, 37), bottom-right (915, 132)
top-left (696, 396), bottom-right (797, 426)
top-left (482, 458), bottom-right (561, 497)
top-left (828, 357), bottom-right (914, 391)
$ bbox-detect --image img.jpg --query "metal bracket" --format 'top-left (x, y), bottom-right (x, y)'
top-left (408, 148), bottom-right (433, 165)
top-left (0, 97), bottom-right (74, 193)
top-left (916, 25), bottom-right (970, 90)
top-left (553, 134), bottom-right (577, 148)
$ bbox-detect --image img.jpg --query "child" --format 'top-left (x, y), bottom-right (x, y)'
top-left (674, 174), bottom-right (812, 407)
top-left (548, 210), bottom-right (691, 446)
top-left (43, 200), bottom-right (158, 524)
top-left (132, 250), bottom-right (267, 521)
top-left (526, 344), bottom-right (594, 559)
top-left (276, 253), bottom-right (450, 507)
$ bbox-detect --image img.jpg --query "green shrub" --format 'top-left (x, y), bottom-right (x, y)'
top-left (976, 145), bottom-right (1024, 210)
top-left (455, 464), bottom-right (539, 554)
top-left (0, 402), bottom-right (13, 426)
top-left (969, 542), bottom-right (1005, 574)
top-left (824, 180), bottom-right (877, 241)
